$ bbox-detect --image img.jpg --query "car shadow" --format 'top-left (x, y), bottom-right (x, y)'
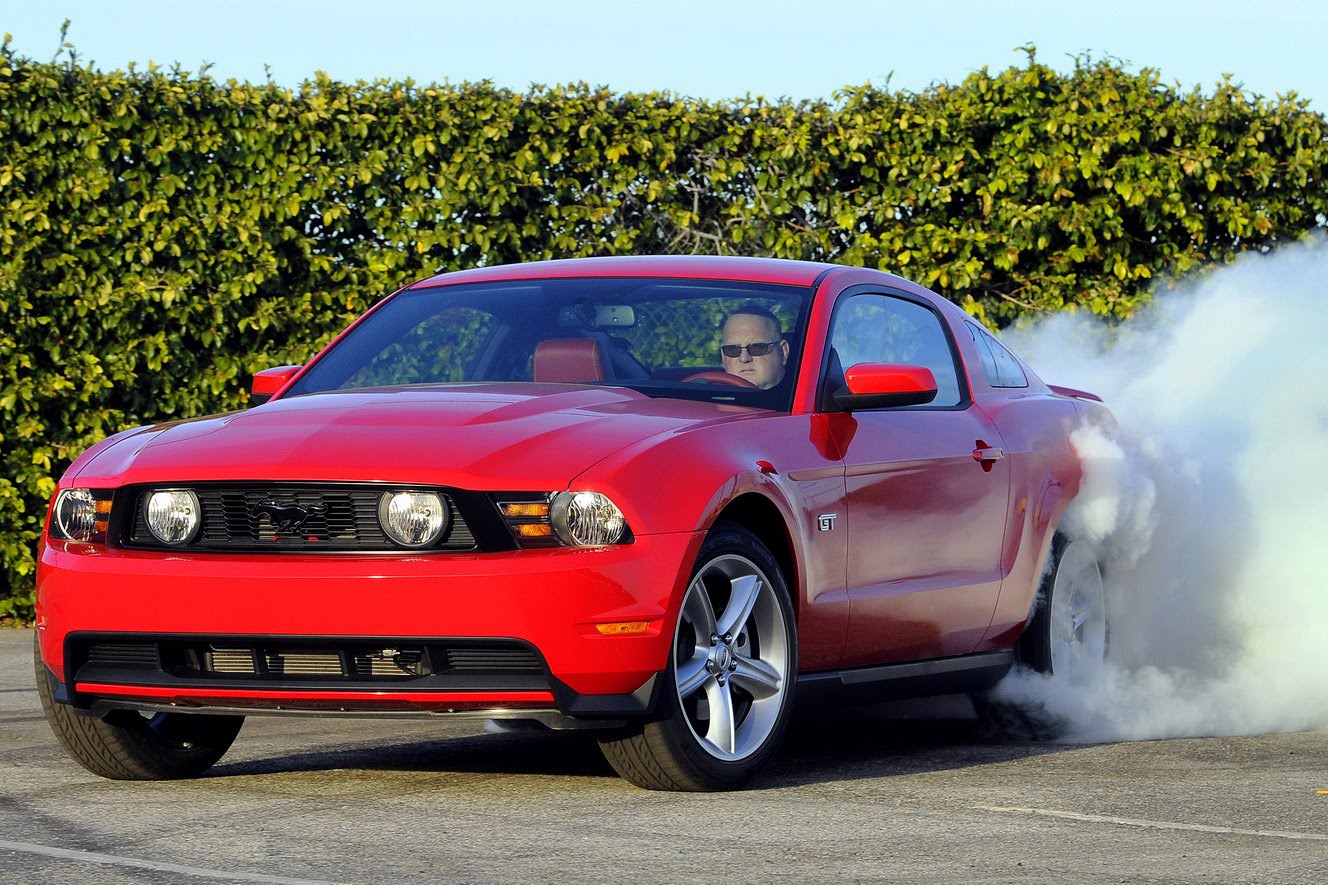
top-left (212, 728), bottom-right (618, 780)
top-left (752, 694), bottom-right (1081, 789)
top-left (209, 694), bottom-right (1087, 787)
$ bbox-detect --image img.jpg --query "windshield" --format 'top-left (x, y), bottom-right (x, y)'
top-left (286, 277), bottom-right (814, 410)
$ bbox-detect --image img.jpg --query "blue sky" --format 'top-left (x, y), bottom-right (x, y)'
top-left (4, 1), bottom-right (1325, 110)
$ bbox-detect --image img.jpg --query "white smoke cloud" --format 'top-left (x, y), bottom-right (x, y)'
top-left (992, 236), bottom-right (1328, 741)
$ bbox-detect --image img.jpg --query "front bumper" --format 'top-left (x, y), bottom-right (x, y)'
top-left (36, 531), bottom-right (703, 720)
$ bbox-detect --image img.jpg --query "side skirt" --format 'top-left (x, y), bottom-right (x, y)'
top-left (795, 650), bottom-right (1015, 711)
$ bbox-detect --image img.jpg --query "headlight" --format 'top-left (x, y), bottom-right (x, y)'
top-left (145, 489), bottom-right (201, 545)
top-left (51, 489), bottom-right (111, 543)
top-left (550, 491), bottom-right (627, 546)
top-left (378, 491), bottom-right (448, 548)
top-left (496, 491), bottom-right (632, 548)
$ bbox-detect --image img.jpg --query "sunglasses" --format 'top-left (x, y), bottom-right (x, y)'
top-left (720, 341), bottom-right (780, 358)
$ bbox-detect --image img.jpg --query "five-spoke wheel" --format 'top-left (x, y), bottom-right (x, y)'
top-left (599, 523), bottom-right (796, 790)
top-left (673, 552), bottom-right (791, 761)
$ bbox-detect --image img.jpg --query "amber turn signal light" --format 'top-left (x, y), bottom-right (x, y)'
top-left (594, 621), bottom-right (650, 635)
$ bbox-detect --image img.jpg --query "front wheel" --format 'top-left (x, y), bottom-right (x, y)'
top-left (599, 523), bottom-right (797, 790)
top-left (35, 636), bottom-right (244, 780)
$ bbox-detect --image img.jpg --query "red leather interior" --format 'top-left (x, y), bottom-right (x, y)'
top-left (533, 338), bottom-right (606, 383)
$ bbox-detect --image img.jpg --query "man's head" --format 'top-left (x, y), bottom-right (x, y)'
top-left (720, 304), bottom-right (789, 390)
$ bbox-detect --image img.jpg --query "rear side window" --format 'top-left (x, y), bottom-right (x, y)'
top-left (967, 322), bottom-right (1029, 388)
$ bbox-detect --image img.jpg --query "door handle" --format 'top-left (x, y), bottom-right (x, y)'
top-left (972, 443), bottom-right (1005, 465)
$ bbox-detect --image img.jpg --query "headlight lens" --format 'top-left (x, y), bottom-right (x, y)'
top-left (551, 491), bottom-right (627, 546)
top-left (52, 489), bottom-right (108, 543)
top-left (145, 489), bottom-right (201, 545)
top-left (378, 491), bottom-right (448, 548)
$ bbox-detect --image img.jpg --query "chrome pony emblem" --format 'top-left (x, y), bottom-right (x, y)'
top-left (250, 501), bottom-right (327, 535)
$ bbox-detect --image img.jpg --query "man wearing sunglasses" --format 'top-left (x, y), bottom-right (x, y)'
top-left (720, 304), bottom-right (789, 390)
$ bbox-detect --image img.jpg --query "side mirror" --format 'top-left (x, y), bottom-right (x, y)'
top-left (833, 363), bottom-right (938, 411)
top-left (250, 365), bottom-right (303, 406)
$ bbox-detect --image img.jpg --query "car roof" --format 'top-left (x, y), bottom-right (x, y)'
top-left (409, 255), bottom-right (840, 289)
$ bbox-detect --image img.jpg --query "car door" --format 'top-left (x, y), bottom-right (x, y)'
top-left (825, 290), bottom-right (1011, 667)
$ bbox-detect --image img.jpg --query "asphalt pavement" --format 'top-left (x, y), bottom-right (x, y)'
top-left (3, 627), bottom-right (1325, 883)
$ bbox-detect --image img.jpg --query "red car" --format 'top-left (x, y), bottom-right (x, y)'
top-left (35, 256), bottom-right (1110, 791)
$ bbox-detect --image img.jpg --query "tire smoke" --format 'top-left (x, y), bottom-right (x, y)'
top-left (991, 237), bottom-right (1328, 741)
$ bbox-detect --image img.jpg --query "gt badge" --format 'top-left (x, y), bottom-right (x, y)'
top-left (817, 513), bottom-right (838, 532)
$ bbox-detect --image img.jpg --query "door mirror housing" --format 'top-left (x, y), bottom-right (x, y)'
top-left (250, 365), bottom-right (303, 406)
top-left (833, 363), bottom-right (938, 411)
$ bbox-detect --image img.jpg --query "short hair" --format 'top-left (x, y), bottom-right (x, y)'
top-left (724, 303), bottom-right (783, 338)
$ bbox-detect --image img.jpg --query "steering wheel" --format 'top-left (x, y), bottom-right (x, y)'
top-left (680, 371), bottom-right (757, 388)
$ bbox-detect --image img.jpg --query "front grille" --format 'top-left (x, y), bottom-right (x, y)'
top-left (121, 484), bottom-right (477, 552)
top-left (67, 635), bottom-right (549, 693)
top-left (203, 646), bottom-right (430, 678)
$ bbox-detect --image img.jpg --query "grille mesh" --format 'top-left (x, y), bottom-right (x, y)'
top-left (265, 650), bottom-right (344, 677)
top-left (445, 648), bottom-right (544, 673)
top-left (207, 648), bottom-right (255, 674)
top-left (86, 642), bottom-right (159, 668)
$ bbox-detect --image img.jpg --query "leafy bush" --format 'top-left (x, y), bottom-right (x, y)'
top-left (2, 40), bottom-right (1325, 619)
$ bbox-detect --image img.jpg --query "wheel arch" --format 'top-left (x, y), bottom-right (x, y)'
top-left (710, 492), bottom-right (800, 622)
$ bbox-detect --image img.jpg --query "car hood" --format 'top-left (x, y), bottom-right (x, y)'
top-left (71, 384), bottom-right (767, 490)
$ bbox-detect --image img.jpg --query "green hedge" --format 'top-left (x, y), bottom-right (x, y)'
top-left (2, 40), bottom-right (1325, 619)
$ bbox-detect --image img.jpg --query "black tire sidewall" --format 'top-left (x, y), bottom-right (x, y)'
top-left (1018, 534), bottom-right (1068, 674)
top-left (34, 632), bottom-right (243, 779)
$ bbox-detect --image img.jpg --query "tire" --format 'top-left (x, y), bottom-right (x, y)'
top-left (977, 531), bottom-right (1110, 738)
top-left (34, 635), bottom-right (244, 780)
top-left (599, 523), bottom-right (797, 791)
top-left (1018, 535), bottom-right (1108, 680)
top-left (975, 535), bottom-right (1107, 740)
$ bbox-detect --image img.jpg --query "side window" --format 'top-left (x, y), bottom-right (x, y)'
top-left (828, 293), bottom-right (962, 407)
top-left (966, 322), bottom-right (1029, 389)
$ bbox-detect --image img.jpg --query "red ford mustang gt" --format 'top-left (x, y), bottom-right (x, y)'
top-left (36, 256), bottom-right (1110, 790)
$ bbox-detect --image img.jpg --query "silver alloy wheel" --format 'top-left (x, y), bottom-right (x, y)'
top-left (673, 553), bottom-right (790, 761)
top-left (1047, 539), bottom-right (1107, 680)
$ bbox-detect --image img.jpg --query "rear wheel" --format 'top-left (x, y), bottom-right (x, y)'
top-left (977, 535), bottom-right (1107, 739)
top-left (1020, 535), bottom-right (1107, 680)
top-left (35, 635), bottom-right (244, 779)
top-left (599, 523), bottom-right (796, 791)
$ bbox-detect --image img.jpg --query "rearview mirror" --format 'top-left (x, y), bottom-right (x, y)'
top-left (833, 363), bottom-right (938, 411)
top-left (250, 365), bottom-right (303, 406)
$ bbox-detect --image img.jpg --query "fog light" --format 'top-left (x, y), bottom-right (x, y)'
top-left (378, 491), bottom-right (448, 548)
top-left (551, 491), bottom-right (627, 546)
top-left (145, 489), bottom-right (201, 545)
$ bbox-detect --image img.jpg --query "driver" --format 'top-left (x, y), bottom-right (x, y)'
top-left (720, 304), bottom-right (789, 390)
